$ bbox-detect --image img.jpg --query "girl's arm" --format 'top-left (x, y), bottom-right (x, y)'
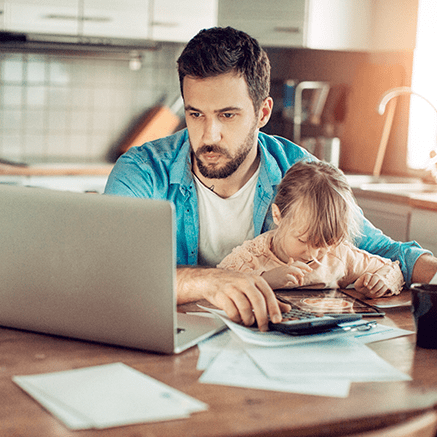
top-left (354, 263), bottom-right (404, 297)
top-left (260, 262), bottom-right (313, 289)
top-left (339, 241), bottom-right (405, 297)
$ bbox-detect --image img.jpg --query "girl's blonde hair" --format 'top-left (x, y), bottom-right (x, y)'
top-left (273, 160), bottom-right (362, 248)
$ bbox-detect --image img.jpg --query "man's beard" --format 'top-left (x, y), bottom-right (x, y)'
top-left (193, 123), bottom-right (258, 179)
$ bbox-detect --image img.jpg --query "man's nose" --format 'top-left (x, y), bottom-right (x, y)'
top-left (202, 118), bottom-right (221, 144)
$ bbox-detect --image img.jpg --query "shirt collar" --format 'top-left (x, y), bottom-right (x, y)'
top-left (169, 130), bottom-right (194, 190)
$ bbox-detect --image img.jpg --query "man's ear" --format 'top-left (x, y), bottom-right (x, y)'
top-left (271, 203), bottom-right (282, 226)
top-left (257, 97), bottom-right (273, 129)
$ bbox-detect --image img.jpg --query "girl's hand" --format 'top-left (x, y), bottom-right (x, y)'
top-left (354, 273), bottom-right (390, 298)
top-left (261, 260), bottom-right (313, 290)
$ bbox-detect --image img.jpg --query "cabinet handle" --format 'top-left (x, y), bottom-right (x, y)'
top-left (151, 21), bottom-right (179, 28)
top-left (44, 14), bottom-right (78, 21)
top-left (273, 26), bottom-right (301, 34)
top-left (44, 14), bottom-right (111, 23)
top-left (81, 16), bottom-right (111, 23)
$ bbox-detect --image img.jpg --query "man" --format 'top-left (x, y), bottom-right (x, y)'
top-left (105, 27), bottom-right (437, 331)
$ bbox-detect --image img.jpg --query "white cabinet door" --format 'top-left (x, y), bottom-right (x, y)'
top-left (218, 0), bottom-right (305, 48)
top-left (218, 0), bottom-right (417, 51)
top-left (306, 0), bottom-right (372, 51)
top-left (4, 0), bottom-right (79, 35)
top-left (151, 0), bottom-right (217, 43)
top-left (354, 197), bottom-right (411, 243)
top-left (410, 209), bottom-right (437, 255)
top-left (81, 0), bottom-right (150, 40)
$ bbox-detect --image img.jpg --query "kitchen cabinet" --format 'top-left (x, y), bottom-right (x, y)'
top-left (218, 0), bottom-right (306, 48)
top-left (2, 0), bottom-right (149, 40)
top-left (81, 0), bottom-right (150, 40)
top-left (354, 196), bottom-right (411, 243)
top-left (218, 0), bottom-right (417, 51)
top-left (3, 0), bottom-right (79, 36)
top-left (150, 0), bottom-right (217, 43)
top-left (409, 209), bottom-right (437, 256)
top-left (2, 0), bottom-right (217, 43)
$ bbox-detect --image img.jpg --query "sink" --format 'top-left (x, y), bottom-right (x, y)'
top-left (344, 174), bottom-right (437, 195)
top-left (359, 182), bottom-right (437, 194)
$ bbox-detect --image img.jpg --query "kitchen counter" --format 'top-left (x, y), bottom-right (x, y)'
top-left (1, 165), bottom-right (436, 209)
top-left (0, 162), bottom-right (114, 193)
top-left (346, 174), bottom-right (437, 212)
top-left (0, 162), bottom-right (114, 176)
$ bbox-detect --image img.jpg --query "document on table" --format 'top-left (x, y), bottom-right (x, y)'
top-left (13, 362), bottom-right (208, 430)
top-left (198, 306), bottom-right (413, 347)
top-left (199, 332), bottom-right (352, 398)
top-left (244, 337), bottom-right (412, 383)
top-left (197, 311), bottom-right (413, 398)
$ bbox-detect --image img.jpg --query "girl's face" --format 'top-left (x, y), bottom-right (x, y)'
top-left (271, 204), bottom-right (329, 264)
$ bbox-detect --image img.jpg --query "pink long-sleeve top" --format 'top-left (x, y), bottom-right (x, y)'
top-left (217, 231), bottom-right (404, 294)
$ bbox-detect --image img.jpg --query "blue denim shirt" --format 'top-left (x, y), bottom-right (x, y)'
top-left (104, 128), bottom-right (430, 285)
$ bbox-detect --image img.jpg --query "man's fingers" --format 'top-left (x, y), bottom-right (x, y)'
top-left (201, 270), bottom-right (281, 332)
top-left (278, 300), bottom-right (292, 314)
top-left (251, 276), bottom-right (283, 329)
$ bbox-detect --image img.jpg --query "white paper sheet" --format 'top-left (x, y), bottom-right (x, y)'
top-left (244, 337), bottom-right (412, 383)
top-left (198, 306), bottom-right (383, 347)
top-left (352, 323), bottom-right (413, 344)
top-left (199, 333), bottom-right (351, 398)
top-left (195, 308), bottom-right (413, 397)
top-left (197, 329), bottom-right (232, 370)
top-left (13, 363), bottom-right (208, 430)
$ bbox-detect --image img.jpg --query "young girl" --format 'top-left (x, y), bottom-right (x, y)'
top-left (218, 160), bottom-right (404, 298)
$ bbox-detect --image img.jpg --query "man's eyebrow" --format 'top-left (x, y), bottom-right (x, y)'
top-left (184, 105), bottom-right (243, 113)
top-left (216, 106), bottom-right (242, 113)
top-left (184, 105), bottom-right (200, 112)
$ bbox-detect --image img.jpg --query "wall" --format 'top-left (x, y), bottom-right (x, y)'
top-left (0, 42), bottom-right (414, 176)
top-left (0, 44), bottom-right (183, 164)
top-left (265, 47), bottom-right (415, 176)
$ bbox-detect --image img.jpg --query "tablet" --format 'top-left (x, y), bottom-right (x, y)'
top-left (275, 288), bottom-right (385, 317)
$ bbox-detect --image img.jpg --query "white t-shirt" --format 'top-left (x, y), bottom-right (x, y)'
top-left (194, 167), bottom-right (260, 266)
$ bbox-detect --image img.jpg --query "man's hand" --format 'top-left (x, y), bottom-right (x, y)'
top-left (177, 266), bottom-right (291, 332)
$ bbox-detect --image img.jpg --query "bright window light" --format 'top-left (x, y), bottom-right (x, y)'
top-left (408, 0), bottom-right (437, 169)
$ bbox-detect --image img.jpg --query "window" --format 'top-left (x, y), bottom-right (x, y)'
top-left (407, 0), bottom-right (437, 170)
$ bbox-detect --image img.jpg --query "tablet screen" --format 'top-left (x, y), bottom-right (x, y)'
top-left (275, 288), bottom-right (385, 317)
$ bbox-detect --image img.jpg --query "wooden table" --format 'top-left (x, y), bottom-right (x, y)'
top-left (1, 293), bottom-right (437, 437)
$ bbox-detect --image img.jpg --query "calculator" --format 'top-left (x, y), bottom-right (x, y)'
top-left (268, 307), bottom-right (363, 335)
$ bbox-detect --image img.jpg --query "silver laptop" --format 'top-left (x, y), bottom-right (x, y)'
top-left (0, 184), bottom-right (225, 354)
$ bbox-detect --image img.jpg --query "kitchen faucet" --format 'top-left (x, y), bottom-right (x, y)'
top-left (378, 86), bottom-right (437, 115)
top-left (377, 86), bottom-right (437, 181)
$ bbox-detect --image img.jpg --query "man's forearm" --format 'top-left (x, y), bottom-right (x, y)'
top-left (411, 253), bottom-right (437, 284)
top-left (176, 265), bottom-right (214, 304)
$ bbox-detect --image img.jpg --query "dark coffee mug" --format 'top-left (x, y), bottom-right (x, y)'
top-left (411, 283), bottom-right (437, 349)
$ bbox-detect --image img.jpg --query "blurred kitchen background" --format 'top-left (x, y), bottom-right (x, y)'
top-left (0, 0), bottom-right (435, 178)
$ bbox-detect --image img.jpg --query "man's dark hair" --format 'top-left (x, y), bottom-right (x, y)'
top-left (177, 27), bottom-right (271, 113)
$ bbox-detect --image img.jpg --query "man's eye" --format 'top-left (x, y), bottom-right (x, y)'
top-left (189, 112), bottom-right (201, 118)
top-left (222, 113), bottom-right (235, 119)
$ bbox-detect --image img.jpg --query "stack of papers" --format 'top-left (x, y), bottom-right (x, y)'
top-left (13, 362), bottom-right (207, 430)
top-left (197, 309), bottom-right (414, 398)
